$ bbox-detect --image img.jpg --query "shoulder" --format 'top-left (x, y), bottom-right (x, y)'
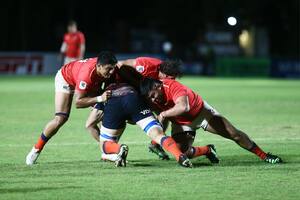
top-left (77, 31), bottom-right (85, 39)
top-left (64, 33), bottom-right (70, 39)
top-left (77, 58), bottom-right (97, 73)
top-left (162, 78), bottom-right (179, 87)
top-left (79, 57), bottom-right (97, 65)
top-left (136, 57), bottom-right (162, 64)
top-left (163, 79), bottom-right (186, 92)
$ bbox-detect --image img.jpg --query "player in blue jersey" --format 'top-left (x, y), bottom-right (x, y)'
top-left (98, 83), bottom-right (192, 168)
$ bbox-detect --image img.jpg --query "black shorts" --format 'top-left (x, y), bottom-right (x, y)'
top-left (94, 102), bottom-right (105, 110)
top-left (102, 93), bottom-right (153, 129)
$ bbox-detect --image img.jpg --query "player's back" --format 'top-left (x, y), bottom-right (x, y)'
top-left (61, 58), bottom-right (97, 86)
top-left (135, 57), bottom-right (162, 79)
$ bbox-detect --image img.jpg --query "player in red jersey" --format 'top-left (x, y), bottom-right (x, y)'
top-left (25, 51), bottom-right (117, 165)
top-left (60, 20), bottom-right (85, 65)
top-left (139, 77), bottom-right (283, 164)
top-left (117, 57), bottom-right (180, 79)
top-left (85, 57), bottom-right (182, 160)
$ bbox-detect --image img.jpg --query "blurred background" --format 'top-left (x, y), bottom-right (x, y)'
top-left (0, 0), bottom-right (299, 77)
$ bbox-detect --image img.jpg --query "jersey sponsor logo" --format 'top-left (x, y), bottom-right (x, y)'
top-left (136, 65), bottom-right (145, 73)
top-left (140, 109), bottom-right (151, 115)
top-left (79, 81), bottom-right (87, 90)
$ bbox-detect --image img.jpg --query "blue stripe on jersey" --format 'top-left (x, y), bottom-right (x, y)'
top-left (143, 120), bottom-right (161, 133)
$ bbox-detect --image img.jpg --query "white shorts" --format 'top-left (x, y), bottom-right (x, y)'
top-left (64, 57), bottom-right (78, 65)
top-left (55, 70), bottom-right (74, 94)
top-left (171, 101), bottom-right (220, 134)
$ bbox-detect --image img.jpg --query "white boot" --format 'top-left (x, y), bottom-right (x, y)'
top-left (26, 147), bottom-right (40, 165)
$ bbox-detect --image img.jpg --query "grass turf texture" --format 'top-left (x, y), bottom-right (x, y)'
top-left (0, 76), bottom-right (299, 200)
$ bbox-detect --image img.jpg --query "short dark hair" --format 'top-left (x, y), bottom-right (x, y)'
top-left (140, 77), bottom-right (162, 96)
top-left (159, 60), bottom-right (182, 78)
top-left (68, 20), bottom-right (77, 27)
top-left (97, 51), bottom-right (118, 65)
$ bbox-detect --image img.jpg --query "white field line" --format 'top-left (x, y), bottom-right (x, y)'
top-left (0, 137), bottom-right (300, 148)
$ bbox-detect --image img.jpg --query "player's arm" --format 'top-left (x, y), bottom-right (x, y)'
top-left (117, 59), bottom-right (136, 68)
top-left (157, 96), bottom-right (189, 122)
top-left (79, 43), bottom-right (85, 59)
top-left (60, 42), bottom-right (67, 54)
top-left (78, 33), bottom-right (86, 59)
top-left (74, 90), bottom-right (111, 108)
top-left (61, 34), bottom-right (68, 54)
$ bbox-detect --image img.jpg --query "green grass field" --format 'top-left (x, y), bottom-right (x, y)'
top-left (0, 76), bottom-right (299, 200)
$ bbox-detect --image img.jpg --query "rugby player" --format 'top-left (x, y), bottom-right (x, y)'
top-left (98, 83), bottom-right (193, 168)
top-left (60, 20), bottom-right (85, 65)
top-left (86, 57), bottom-right (182, 160)
top-left (25, 51), bottom-right (117, 165)
top-left (139, 77), bottom-right (283, 164)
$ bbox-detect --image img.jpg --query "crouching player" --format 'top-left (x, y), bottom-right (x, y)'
top-left (98, 83), bottom-right (193, 167)
top-left (140, 78), bottom-right (283, 164)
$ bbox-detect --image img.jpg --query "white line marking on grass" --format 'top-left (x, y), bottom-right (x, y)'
top-left (0, 137), bottom-right (299, 148)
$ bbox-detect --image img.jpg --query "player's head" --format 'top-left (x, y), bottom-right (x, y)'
top-left (67, 20), bottom-right (77, 33)
top-left (140, 78), bottom-right (164, 104)
top-left (158, 60), bottom-right (182, 79)
top-left (96, 51), bottom-right (118, 78)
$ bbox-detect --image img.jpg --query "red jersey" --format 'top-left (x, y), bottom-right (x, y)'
top-left (61, 58), bottom-right (105, 95)
top-left (134, 57), bottom-right (162, 79)
top-left (63, 31), bottom-right (85, 58)
top-left (156, 79), bottom-right (204, 125)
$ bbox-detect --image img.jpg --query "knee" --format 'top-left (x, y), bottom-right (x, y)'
top-left (54, 115), bottom-right (68, 127)
top-left (228, 129), bottom-right (243, 142)
top-left (222, 120), bottom-right (241, 141)
top-left (179, 143), bottom-right (190, 153)
top-left (148, 128), bottom-right (164, 140)
top-left (185, 147), bottom-right (194, 158)
top-left (172, 133), bottom-right (191, 153)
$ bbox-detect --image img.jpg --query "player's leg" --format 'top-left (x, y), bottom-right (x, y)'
top-left (123, 92), bottom-right (191, 167)
top-left (135, 115), bottom-right (192, 167)
top-left (171, 124), bottom-right (219, 164)
top-left (44, 92), bottom-right (73, 138)
top-left (85, 105), bottom-right (104, 142)
top-left (148, 119), bottom-right (170, 160)
top-left (26, 70), bottom-right (73, 165)
top-left (99, 126), bottom-right (128, 167)
top-left (201, 102), bottom-right (282, 164)
top-left (99, 96), bottom-right (129, 167)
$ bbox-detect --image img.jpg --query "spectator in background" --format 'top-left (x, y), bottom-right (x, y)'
top-left (60, 20), bottom-right (85, 64)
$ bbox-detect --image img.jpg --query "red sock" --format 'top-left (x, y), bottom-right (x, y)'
top-left (103, 141), bottom-right (121, 154)
top-left (191, 146), bottom-right (210, 158)
top-left (250, 143), bottom-right (267, 160)
top-left (34, 133), bottom-right (49, 151)
top-left (151, 140), bottom-right (158, 145)
top-left (161, 136), bottom-right (182, 161)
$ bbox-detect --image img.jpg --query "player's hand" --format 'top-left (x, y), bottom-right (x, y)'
top-left (101, 90), bottom-right (112, 102)
top-left (116, 61), bottom-right (123, 68)
top-left (157, 112), bottom-right (166, 124)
